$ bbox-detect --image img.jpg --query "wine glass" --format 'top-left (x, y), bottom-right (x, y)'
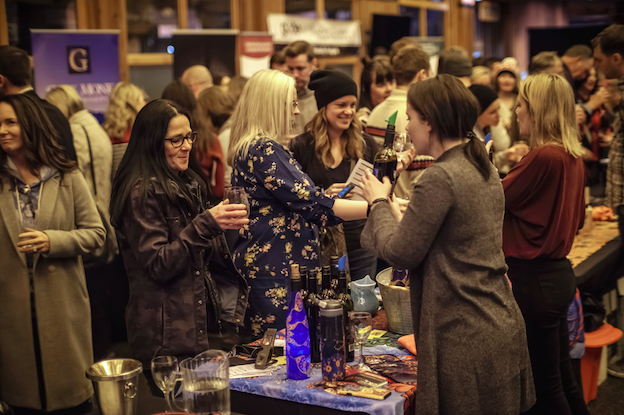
top-left (351, 312), bottom-right (373, 371)
top-left (151, 355), bottom-right (179, 404)
top-left (393, 132), bottom-right (407, 152)
top-left (224, 186), bottom-right (250, 217)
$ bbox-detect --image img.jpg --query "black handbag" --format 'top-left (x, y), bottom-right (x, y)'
top-left (81, 126), bottom-right (118, 268)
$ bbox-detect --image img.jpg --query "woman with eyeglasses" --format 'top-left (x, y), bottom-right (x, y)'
top-left (110, 99), bottom-right (249, 395)
top-left (0, 94), bottom-right (105, 413)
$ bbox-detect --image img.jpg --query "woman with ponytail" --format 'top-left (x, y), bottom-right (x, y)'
top-left (358, 74), bottom-right (535, 415)
top-left (503, 74), bottom-right (589, 415)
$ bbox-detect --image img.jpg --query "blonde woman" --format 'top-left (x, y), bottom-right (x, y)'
top-left (46, 85), bottom-right (128, 360)
top-left (502, 74), bottom-right (589, 415)
top-left (197, 86), bottom-right (236, 191)
top-left (46, 85), bottom-right (113, 211)
top-left (228, 69), bottom-right (369, 338)
top-left (103, 82), bottom-right (146, 178)
top-left (290, 70), bottom-right (378, 281)
top-left (470, 65), bottom-right (492, 87)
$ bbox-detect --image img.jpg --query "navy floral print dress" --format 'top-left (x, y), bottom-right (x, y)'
top-left (232, 136), bottom-right (341, 338)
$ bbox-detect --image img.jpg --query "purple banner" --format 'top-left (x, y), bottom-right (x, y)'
top-left (31, 30), bottom-right (120, 116)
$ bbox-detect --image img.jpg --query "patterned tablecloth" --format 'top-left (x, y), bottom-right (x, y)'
top-left (567, 221), bottom-right (620, 268)
top-left (230, 345), bottom-right (411, 415)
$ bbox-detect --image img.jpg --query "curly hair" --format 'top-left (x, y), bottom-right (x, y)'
top-left (305, 107), bottom-right (364, 169)
top-left (103, 82), bottom-right (145, 139)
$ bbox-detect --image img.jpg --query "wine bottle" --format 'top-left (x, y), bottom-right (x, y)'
top-left (330, 256), bottom-right (340, 292)
top-left (337, 269), bottom-right (355, 362)
top-left (320, 265), bottom-right (336, 300)
top-left (306, 267), bottom-right (321, 363)
top-left (300, 265), bottom-right (309, 299)
top-left (372, 110), bottom-right (399, 184)
top-left (286, 264), bottom-right (311, 380)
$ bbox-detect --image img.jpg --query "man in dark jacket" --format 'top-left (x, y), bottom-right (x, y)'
top-left (0, 45), bottom-right (76, 161)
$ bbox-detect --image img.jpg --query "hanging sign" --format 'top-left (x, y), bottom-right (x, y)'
top-left (240, 32), bottom-right (274, 78)
top-left (267, 14), bottom-right (361, 56)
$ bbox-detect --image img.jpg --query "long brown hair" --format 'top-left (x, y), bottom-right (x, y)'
top-left (407, 74), bottom-right (491, 180)
top-left (305, 107), bottom-right (364, 169)
top-left (0, 94), bottom-right (75, 191)
top-left (196, 86), bottom-right (235, 155)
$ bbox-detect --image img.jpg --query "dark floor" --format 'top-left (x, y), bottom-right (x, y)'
top-left (587, 375), bottom-right (624, 415)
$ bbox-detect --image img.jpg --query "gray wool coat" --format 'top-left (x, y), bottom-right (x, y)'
top-left (362, 144), bottom-right (536, 415)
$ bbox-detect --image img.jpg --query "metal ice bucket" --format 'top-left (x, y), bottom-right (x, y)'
top-left (376, 268), bottom-right (413, 334)
top-left (86, 358), bottom-right (143, 415)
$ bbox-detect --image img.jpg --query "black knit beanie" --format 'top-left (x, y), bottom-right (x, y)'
top-left (439, 54), bottom-right (472, 78)
top-left (308, 70), bottom-right (358, 110)
top-left (468, 84), bottom-right (499, 115)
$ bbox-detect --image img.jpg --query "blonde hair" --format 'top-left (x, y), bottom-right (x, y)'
top-left (45, 85), bottom-right (84, 119)
top-left (519, 74), bottom-right (584, 157)
top-left (103, 82), bottom-right (144, 139)
top-left (228, 69), bottom-right (296, 166)
top-left (471, 66), bottom-right (492, 86)
top-left (305, 108), bottom-right (364, 168)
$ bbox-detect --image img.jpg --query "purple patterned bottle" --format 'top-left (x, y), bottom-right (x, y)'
top-left (286, 264), bottom-right (311, 380)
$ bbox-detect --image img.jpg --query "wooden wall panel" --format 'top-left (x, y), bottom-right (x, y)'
top-left (446, 2), bottom-right (474, 55)
top-left (0, 0), bottom-right (8, 46)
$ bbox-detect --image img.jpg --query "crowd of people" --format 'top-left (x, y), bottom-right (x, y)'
top-left (1, 22), bottom-right (624, 415)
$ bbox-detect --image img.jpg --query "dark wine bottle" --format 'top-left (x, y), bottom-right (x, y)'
top-left (330, 256), bottom-right (340, 292)
top-left (300, 265), bottom-right (309, 299)
top-left (305, 267), bottom-right (321, 363)
top-left (372, 111), bottom-right (399, 184)
top-left (320, 265), bottom-right (336, 300)
top-left (337, 269), bottom-right (355, 362)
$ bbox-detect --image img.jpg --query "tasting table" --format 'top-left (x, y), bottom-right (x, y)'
top-left (230, 344), bottom-right (412, 415)
top-left (568, 221), bottom-right (623, 294)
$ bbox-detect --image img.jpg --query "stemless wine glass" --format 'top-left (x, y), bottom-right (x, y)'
top-left (224, 186), bottom-right (250, 217)
top-left (351, 312), bottom-right (373, 371)
top-left (151, 355), bottom-right (179, 405)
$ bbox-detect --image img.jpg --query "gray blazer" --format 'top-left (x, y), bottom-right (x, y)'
top-left (362, 144), bottom-right (536, 414)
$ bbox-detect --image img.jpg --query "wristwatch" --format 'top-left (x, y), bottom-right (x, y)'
top-left (367, 197), bottom-right (389, 217)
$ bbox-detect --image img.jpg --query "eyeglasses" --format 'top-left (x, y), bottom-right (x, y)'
top-left (165, 131), bottom-right (197, 148)
top-left (292, 100), bottom-right (299, 110)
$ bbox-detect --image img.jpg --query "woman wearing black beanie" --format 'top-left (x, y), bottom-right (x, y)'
top-left (290, 70), bottom-right (379, 281)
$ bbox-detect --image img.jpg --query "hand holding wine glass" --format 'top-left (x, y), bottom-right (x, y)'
top-left (224, 186), bottom-right (250, 217)
top-left (151, 355), bottom-right (179, 404)
top-left (351, 312), bottom-right (373, 371)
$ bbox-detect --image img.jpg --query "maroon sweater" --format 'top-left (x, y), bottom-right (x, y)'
top-left (502, 145), bottom-right (585, 260)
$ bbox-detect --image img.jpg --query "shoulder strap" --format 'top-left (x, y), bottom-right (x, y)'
top-left (82, 125), bottom-right (97, 196)
top-left (350, 158), bottom-right (356, 173)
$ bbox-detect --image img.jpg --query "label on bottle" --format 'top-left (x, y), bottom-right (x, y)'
top-left (349, 343), bottom-right (355, 352)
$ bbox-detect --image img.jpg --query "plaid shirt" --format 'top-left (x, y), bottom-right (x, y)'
top-left (606, 78), bottom-right (624, 209)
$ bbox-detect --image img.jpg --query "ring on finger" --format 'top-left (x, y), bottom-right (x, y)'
top-left (33, 245), bottom-right (37, 253)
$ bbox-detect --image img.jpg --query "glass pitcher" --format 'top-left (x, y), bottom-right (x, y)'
top-left (350, 275), bottom-right (379, 317)
top-left (166, 350), bottom-right (230, 415)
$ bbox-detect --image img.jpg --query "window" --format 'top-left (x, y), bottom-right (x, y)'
top-left (6, 0), bottom-right (77, 54)
top-left (399, 6), bottom-right (421, 37)
top-left (427, 9), bottom-right (444, 37)
top-left (285, 0), bottom-right (317, 19)
top-left (188, 0), bottom-right (231, 29)
top-left (127, 0), bottom-right (178, 53)
top-left (325, 0), bottom-right (351, 21)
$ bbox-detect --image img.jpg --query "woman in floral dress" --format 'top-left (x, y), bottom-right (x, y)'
top-left (227, 69), bottom-right (372, 338)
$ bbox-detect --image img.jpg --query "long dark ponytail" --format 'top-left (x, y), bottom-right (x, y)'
top-left (407, 75), bottom-right (491, 181)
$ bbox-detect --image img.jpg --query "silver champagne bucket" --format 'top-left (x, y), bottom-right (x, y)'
top-left (86, 358), bottom-right (143, 415)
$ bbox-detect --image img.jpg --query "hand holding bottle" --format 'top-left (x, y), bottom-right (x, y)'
top-left (357, 169), bottom-right (392, 204)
